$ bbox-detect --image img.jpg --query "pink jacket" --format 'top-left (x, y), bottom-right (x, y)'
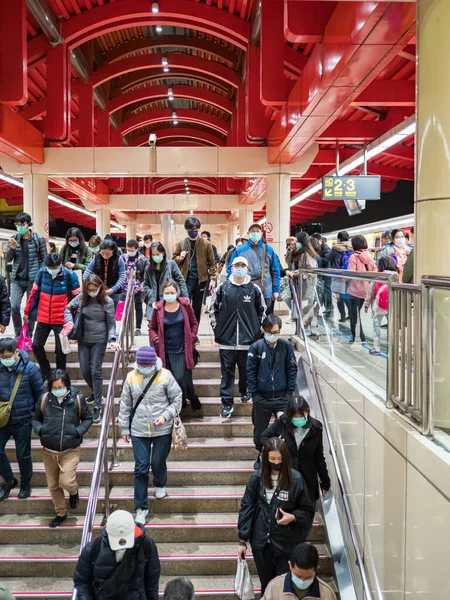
top-left (347, 250), bottom-right (377, 298)
top-left (149, 297), bottom-right (198, 370)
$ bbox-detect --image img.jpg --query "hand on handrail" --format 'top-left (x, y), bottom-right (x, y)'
top-left (122, 434), bottom-right (130, 443)
top-left (109, 342), bottom-right (121, 352)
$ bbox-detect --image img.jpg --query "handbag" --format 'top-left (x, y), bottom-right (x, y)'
top-left (172, 412), bottom-right (188, 451)
top-left (0, 373), bottom-right (23, 428)
top-left (115, 301), bottom-right (125, 321)
top-left (129, 370), bottom-right (159, 429)
top-left (68, 306), bottom-right (84, 341)
top-left (17, 324), bottom-right (32, 353)
top-left (234, 559), bottom-right (254, 600)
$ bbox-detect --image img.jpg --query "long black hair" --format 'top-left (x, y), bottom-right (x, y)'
top-left (63, 227), bottom-right (88, 261)
top-left (285, 396), bottom-right (310, 433)
top-left (147, 241), bottom-right (167, 275)
top-left (48, 369), bottom-right (71, 394)
top-left (261, 438), bottom-right (292, 491)
top-left (99, 236), bottom-right (120, 258)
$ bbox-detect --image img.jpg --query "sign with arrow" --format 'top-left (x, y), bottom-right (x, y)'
top-left (322, 176), bottom-right (381, 201)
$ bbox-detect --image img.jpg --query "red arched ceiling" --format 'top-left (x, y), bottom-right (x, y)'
top-left (129, 129), bottom-right (226, 148)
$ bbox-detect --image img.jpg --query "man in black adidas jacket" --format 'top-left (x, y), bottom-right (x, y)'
top-left (210, 256), bottom-right (265, 419)
top-left (247, 314), bottom-right (298, 460)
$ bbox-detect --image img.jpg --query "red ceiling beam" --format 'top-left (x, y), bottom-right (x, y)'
top-left (0, 105), bottom-right (44, 164)
top-left (119, 71), bottom-right (230, 95)
top-left (368, 163), bottom-right (414, 181)
top-left (246, 44), bottom-right (271, 142)
top-left (284, 1), bottom-right (337, 44)
top-left (128, 128), bottom-right (226, 147)
top-left (268, 2), bottom-right (416, 163)
top-left (45, 44), bottom-right (71, 142)
top-left (351, 80), bottom-right (415, 107)
top-left (0, 0), bottom-right (27, 104)
top-left (260, 0), bottom-right (286, 107)
top-left (381, 143), bottom-right (414, 161)
top-left (120, 110), bottom-right (230, 137)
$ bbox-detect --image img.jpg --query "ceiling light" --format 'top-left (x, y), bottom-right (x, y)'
top-left (156, 25), bottom-right (162, 33)
top-left (184, 178), bottom-right (188, 183)
top-left (190, 210), bottom-right (194, 214)
top-left (0, 173), bottom-right (24, 188)
top-left (173, 120), bottom-right (178, 124)
top-left (186, 191), bottom-right (190, 194)
top-left (152, 2), bottom-right (159, 14)
top-left (172, 111), bottom-right (177, 118)
top-left (168, 87), bottom-right (173, 96)
top-left (161, 57), bottom-right (168, 66)
top-left (163, 67), bottom-right (169, 73)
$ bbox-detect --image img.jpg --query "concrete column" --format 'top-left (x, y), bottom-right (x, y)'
top-left (239, 209), bottom-right (253, 237)
top-left (265, 173), bottom-right (290, 261)
top-left (96, 208), bottom-right (110, 238)
top-left (227, 223), bottom-right (238, 247)
top-left (220, 231), bottom-right (228, 255)
top-left (126, 221), bottom-right (137, 241)
top-left (416, 0), bottom-right (450, 429)
top-left (161, 214), bottom-right (173, 257)
top-left (23, 174), bottom-right (49, 240)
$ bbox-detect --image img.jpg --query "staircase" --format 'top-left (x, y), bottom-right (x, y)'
top-left (0, 346), bottom-right (334, 598)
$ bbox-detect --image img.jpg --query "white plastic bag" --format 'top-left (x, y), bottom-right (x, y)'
top-left (235, 559), bottom-right (254, 600)
top-left (59, 333), bottom-right (72, 355)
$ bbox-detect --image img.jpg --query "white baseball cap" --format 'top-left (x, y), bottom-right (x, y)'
top-left (105, 510), bottom-right (136, 551)
top-left (231, 256), bottom-right (248, 267)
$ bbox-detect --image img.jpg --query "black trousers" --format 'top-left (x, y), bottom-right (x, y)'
top-left (186, 276), bottom-right (206, 325)
top-left (323, 277), bottom-right (332, 312)
top-left (32, 322), bottom-right (66, 380)
top-left (265, 298), bottom-right (274, 316)
top-left (253, 545), bottom-right (290, 596)
top-left (166, 352), bottom-right (201, 410)
top-left (345, 297), bottom-right (365, 339)
top-left (337, 297), bottom-right (347, 320)
top-left (219, 349), bottom-right (247, 407)
top-left (252, 395), bottom-right (289, 451)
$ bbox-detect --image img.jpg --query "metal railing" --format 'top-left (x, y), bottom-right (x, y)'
top-left (71, 272), bottom-right (136, 600)
top-left (290, 279), bottom-right (374, 600)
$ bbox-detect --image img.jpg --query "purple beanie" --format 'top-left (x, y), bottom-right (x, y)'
top-left (136, 346), bottom-right (157, 366)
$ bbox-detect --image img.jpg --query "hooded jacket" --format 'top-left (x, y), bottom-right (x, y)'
top-left (119, 359), bottom-right (182, 438)
top-left (347, 250), bottom-right (377, 298)
top-left (260, 415), bottom-right (330, 501)
top-left (246, 338), bottom-right (297, 400)
top-left (25, 266), bottom-right (81, 325)
top-left (73, 526), bottom-right (160, 600)
top-left (32, 387), bottom-right (93, 452)
top-left (173, 236), bottom-right (216, 283)
top-left (64, 294), bottom-right (116, 345)
top-left (149, 297), bottom-right (198, 370)
top-left (326, 241), bottom-right (353, 269)
top-left (6, 231), bottom-right (47, 283)
top-left (227, 240), bottom-right (280, 299)
top-left (0, 350), bottom-right (44, 426)
top-left (238, 469), bottom-right (314, 556)
top-left (262, 572), bottom-right (336, 600)
top-left (210, 275), bottom-right (266, 348)
top-left (143, 259), bottom-right (188, 312)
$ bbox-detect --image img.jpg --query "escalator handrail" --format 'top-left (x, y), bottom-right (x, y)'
top-left (292, 266), bottom-right (391, 282)
top-left (71, 271), bottom-right (136, 600)
top-left (290, 279), bottom-right (373, 600)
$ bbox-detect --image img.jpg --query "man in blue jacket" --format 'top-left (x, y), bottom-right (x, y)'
top-left (0, 338), bottom-right (44, 501)
top-left (247, 315), bottom-right (298, 464)
top-left (227, 223), bottom-right (280, 315)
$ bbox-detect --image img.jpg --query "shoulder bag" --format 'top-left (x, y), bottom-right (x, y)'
top-left (0, 373), bottom-right (24, 428)
top-left (129, 370), bottom-right (159, 429)
top-left (251, 243), bottom-right (266, 295)
top-left (172, 412), bottom-right (188, 451)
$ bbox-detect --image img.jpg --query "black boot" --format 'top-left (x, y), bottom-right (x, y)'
top-left (0, 477), bottom-right (18, 502)
top-left (69, 491), bottom-right (79, 509)
top-left (18, 484), bottom-right (31, 499)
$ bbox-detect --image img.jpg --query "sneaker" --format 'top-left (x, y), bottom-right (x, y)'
top-left (195, 340), bottom-right (201, 345)
top-left (69, 491), bottom-right (79, 509)
top-left (92, 406), bottom-right (101, 423)
top-left (135, 328), bottom-right (142, 336)
top-left (220, 405), bottom-right (234, 418)
top-left (240, 394), bottom-right (252, 403)
top-left (338, 318), bottom-right (346, 323)
top-left (0, 477), bottom-right (18, 502)
top-left (135, 509), bottom-right (148, 524)
top-left (349, 337), bottom-right (355, 344)
top-left (86, 394), bottom-right (95, 404)
top-left (155, 487), bottom-right (167, 499)
top-left (360, 336), bottom-right (366, 343)
top-left (369, 348), bottom-right (381, 356)
top-left (18, 485), bottom-right (31, 500)
top-left (49, 514), bottom-right (67, 528)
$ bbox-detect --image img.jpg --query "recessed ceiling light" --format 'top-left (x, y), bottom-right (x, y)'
top-left (156, 25), bottom-right (162, 33)
top-left (152, 2), bottom-right (159, 14)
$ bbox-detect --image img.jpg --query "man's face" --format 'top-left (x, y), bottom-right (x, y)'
top-left (201, 234), bottom-right (208, 240)
top-left (270, 324), bottom-right (281, 335)
top-left (289, 562), bottom-right (316, 585)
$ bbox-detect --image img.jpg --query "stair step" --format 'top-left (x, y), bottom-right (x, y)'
top-left (70, 379), bottom-right (237, 397)
top-left (61, 362), bottom-right (226, 380)
top-left (33, 347), bottom-right (220, 364)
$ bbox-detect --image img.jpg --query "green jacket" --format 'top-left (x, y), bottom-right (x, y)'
top-left (60, 244), bottom-right (92, 273)
top-left (403, 248), bottom-right (414, 284)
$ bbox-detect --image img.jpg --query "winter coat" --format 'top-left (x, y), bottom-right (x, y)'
top-left (326, 241), bottom-right (353, 269)
top-left (73, 526), bottom-right (160, 600)
top-left (262, 573), bottom-right (337, 600)
top-left (32, 387), bottom-right (93, 452)
top-left (0, 275), bottom-right (11, 326)
top-left (143, 260), bottom-right (188, 313)
top-left (260, 415), bottom-right (330, 501)
top-left (210, 275), bottom-right (266, 348)
top-left (364, 271), bottom-right (396, 316)
top-left (122, 254), bottom-right (148, 295)
top-left (381, 244), bottom-right (411, 282)
top-left (119, 359), bottom-right (182, 438)
top-left (64, 294), bottom-right (116, 345)
top-left (246, 339), bottom-right (297, 400)
top-left (347, 250), bottom-right (377, 299)
top-left (84, 254), bottom-right (126, 294)
top-left (25, 266), bottom-right (81, 325)
top-left (238, 470), bottom-right (314, 556)
top-left (0, 350), bottom-right (44, 426)
top-left (149, 298), bottom-right (198, 370)
top-left (228, 241), bottom-right (280, 299)
top-left (6, 231), bottom-right (47, 282)
top-left (60, 244), bottom-right (93, 273)
top-left (173, 237), bottom-right (217, 283)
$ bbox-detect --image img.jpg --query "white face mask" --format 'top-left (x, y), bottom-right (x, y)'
top-left (291, 574), bottom-right (314, 590)
top-left (88, 288), bottom-right (100, 298)
top-left (127, 251), bottom-right (137, 257)
top-left (144, 243), bottom-right (152, 248)
top-left (394, 237), bottom-right (406, 248)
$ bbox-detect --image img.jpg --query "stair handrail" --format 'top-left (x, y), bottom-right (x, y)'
top-left (289, 279), bottom-right (374, 600)
top-left (71, 271), bottom-right (136, 600)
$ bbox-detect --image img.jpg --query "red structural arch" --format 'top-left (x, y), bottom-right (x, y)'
top-left (120, 72), bottom-right (230, 95)
top-left (129, 128), bottom-right (226, 147)
top-left (91, 54), bottom-right (240, 89)
top-left (155, 181), bottom-right (217, 194)
top-left (107, 85), bottom-right (235, 116)
top-left (120, 110), bottom-right (230, 137)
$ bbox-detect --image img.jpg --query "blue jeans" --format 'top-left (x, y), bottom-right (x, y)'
top-left (0, 422), bottom-right (33, 486)
top-left (131, 434), bottom-right (172, 511)
top-left (11, 280), bottom-right (34, 338)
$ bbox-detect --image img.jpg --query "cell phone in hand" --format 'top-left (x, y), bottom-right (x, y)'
top-left (275, 507), bottom-right (282, 522)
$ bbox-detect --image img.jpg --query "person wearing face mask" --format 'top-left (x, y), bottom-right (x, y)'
top-left (380, 228), bottom-right (411, 282)
top-left (24, 253), bottom-right (81, 383)
top-left (149, 280), bottom-right (201, 411)
top-left (261, 397), bottom-right (330, 503)
top-left (247, 315), bottom-right (298, 465)
top-left (83, 237), bottom-right (127, 308)
top-left (118, 346), bottom-right (182, 524)
top-left (88, 235), bottom-right (102, 256)
top-left (59, 227), bottom-right (92, 280)
top-left (237, 438), bottom-right (314, 595)
top-left (228, 223), bottom-right (280, 316)
top-left (63, 275), bottom-right (119, 422)
top-left (6, 212), bottom-right (47, 338)
top-left (0, 337), bottom-right (44, 502)
top-left (139, 234), bottom-right (154, 260)
top-left (173, 217), bottom-right (217, 326)
top-left (143, 242), bottom-right (188, 321)
top-left (121, 240), bottom-right (148, 336)
top-left (32, 369), bottom-right (92, 527)
top-left (262, 543), bottom-right (336, 600)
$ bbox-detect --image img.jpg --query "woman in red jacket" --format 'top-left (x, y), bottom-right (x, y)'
top-left (149, 279), bottom-right (201, 411)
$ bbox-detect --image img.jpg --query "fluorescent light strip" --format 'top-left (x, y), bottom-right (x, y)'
top-left (324, 213), bottom-right (414, 240)
top-left (0, 173), bottom-right (24, 188)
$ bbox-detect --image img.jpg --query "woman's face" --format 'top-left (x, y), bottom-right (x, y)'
top-left (394, 231), bottom-right (405, 242)
top-left (52, 378), bottom-right (66, 393)
top-left (68, 236), bottom-right (79, 244)
top-left (151, 248), bottom-right (164, 259)
top-left (87, 284), bottom-right (99, 295)
top-left (293, 411), bottom-right (307, 419)
top-left (100, 248), bottom-right (113, 260)
top-left (268, 450), bottom-right (282, 466)
top-left (164, 285), bottom-right (177, 296)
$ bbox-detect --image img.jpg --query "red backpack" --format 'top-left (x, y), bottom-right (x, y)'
top-left (374, 283), bottom-right (388, 310)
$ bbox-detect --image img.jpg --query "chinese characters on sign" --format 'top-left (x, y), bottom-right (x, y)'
top-left (321, 176), bottom-right (381, 201)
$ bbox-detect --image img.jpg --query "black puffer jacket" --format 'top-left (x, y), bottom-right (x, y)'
top-left (261, 415), bottom-right (330, 501)
top-left (210, 276), bottom-right (265, 347)
top-left (246, 338), bottom-right (297, 399)
top-left (32, 387), bottom-right (93, 452)
top-left (73, 526), bottom-right (160, 600)
top-left (238, 470), bottom-right (314, 556)
top-left (0, 275), bottom-right (11, 326)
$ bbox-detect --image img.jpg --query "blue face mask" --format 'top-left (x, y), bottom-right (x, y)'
top-left (291, 574), bottom-right (314, 590)
top-left (152, 255), bottom-right (164, 264)
top-left (91, 247), bottom-right (100, 253)
top-left (135, 363), bottom-right (156, 376)
top-left (233, 267), bottom-right (247, 279)
top-left (1, 357), bottom-right (16, 368)
top-left (16, 225), bottom-right (28, 235)
top-left (249, 232), bottom-right (262, 243)
top-left (53, 387), bottom-right (67, 398)
top-left (163, 294), bottom-right (177, 303)
top-left (47, 267), bottom-right (60, 278)
top-left (292, 416), bottom-right (308, 428)
top-left (68, 240), bottom-right (79, 248)
top-left (188, 231), bottom-right (199, 239)
top-left (296, 242), bottom-right (302, 250)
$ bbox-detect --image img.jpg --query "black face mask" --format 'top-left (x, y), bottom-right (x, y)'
top-left (270, 463), bottom-right (282, 471)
